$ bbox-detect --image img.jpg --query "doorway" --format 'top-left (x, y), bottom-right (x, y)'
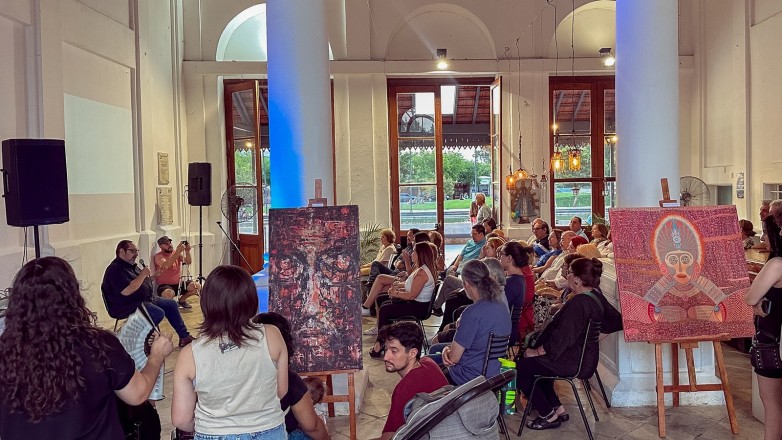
top-left (388, 78), bottom-right (500, 242)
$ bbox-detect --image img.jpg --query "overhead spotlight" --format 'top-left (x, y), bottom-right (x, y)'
top-left (599, 47), bottom-right (615, 67)
top-left (435, 48), bottom-right (448, 70)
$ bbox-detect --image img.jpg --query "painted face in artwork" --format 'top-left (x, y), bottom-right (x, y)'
top-left (664, 250), bottom-right (694, 285)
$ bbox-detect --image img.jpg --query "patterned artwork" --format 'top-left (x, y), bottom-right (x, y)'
top-left (611, 206), bottom-right (754, 342)
top-left (268, 206), bottom-right (363, 372)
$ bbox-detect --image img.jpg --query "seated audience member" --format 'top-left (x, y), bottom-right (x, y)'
top-left (428, 230), bottom-right (446, 272)
top-left (429, 260), bottom-right (511, 385)
top-left (539, 231), bottom-right (577, 281)
top-left (516, 257), bottom-right (606, 431)
top-left (103, 240), bottom-right (194, 347)
top-left (361, 228), bottom-right (397, 276)
top-left (598, 229), bottom-right (614, 258)
top-left (766, 200), bottom-right (782, 258)
top-left (526, 218), bottom-right (543, 244)
top-left (569, 216), bottom-right (588, 240)
top-left (493, 229), bottom-right (507, 240)
top-left (0, 257), bottom-right (174, 438)
top-left (575, 243), bottom-right (602, 260)
top-left (499, 242), bottom-right (530, 344)
top-left (740, 220), bottom-right (760, 250)
top-left (590, 223), bottom-right (609, 246)
top-left (154, 236), bottom-right (200, 308)
top-left (253, 313), bottom-right (331, 440)
top-left (368, 229), bottom-right (418, 284)
top-left (371, 322), bottom-right (449, 440)
top-left (531, 220), bottom-right (552, 257)
top-left (480, 236), bottom-right (506, 259)
top-left (759, 200), bottom-right (771, 246)
top-left (567, 235), bottom-right (588, 254)
top-left (533, 229), bottom-right (564, 273)
top-left (369, 242), bottom-right (437, 358)
top-left (482, 217), bottom-right (497, 234)
top-left (172, 265), bottom-right (288, 438)
top-left (433, 225), bottom-right (487, 310)
top-left (362, 230), bottom-right (420, 317)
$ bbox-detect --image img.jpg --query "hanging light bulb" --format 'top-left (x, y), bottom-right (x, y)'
top-left (568, 147), bottom-right (582, 171)
top-left (505, 165), bottom-right (515, 191)
top-left (551, 150), bottom-right (565, 172)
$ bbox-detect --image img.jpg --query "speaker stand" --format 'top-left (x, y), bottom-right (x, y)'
top-left (197, 206), bottom-right (205, 284)
top-left (33, 225), bottom-right (41, 258)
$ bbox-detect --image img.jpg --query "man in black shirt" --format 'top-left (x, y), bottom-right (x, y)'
top-left (102, 240), bottom-right (193, 347)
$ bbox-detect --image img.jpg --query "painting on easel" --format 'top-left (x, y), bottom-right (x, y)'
top-left (268, 205), bottom-right (363, 372)
top-left (611, 205), bottom-right (755, 342)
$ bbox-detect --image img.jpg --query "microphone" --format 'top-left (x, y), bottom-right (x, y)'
top-left (216, 221), bottom-right (222, 225)
top-left (139, 259), bottom-right (147, 269)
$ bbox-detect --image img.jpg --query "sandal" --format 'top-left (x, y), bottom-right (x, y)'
top-left (526, 415), bottom-right (562, 430)
top-left (368, 345), bottom-right (385, 359)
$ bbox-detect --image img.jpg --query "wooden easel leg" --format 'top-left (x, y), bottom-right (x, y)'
top-left (326, 374), bottom-right (336, 417)
top-left (671, 343), bottom-right (679, 407)
top-left (348, 372), bottom-right (357, 440)
top-left (713, 341), bottom-right (739, 434)
top-left (655, 343), bottom-right (666, 438)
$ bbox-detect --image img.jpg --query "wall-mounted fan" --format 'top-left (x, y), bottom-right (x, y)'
top-left (221, 184), bottom-right (259, 223)
top-left (680, 176), bottom-right (710, 206)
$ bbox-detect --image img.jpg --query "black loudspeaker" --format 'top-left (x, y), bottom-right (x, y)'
top-left (2, 138), bottom-right (69, 227)
top-left (187, 162), bottom-right (212, 206)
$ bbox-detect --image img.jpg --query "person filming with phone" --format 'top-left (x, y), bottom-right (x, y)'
top-left (153, 236), bottom-right (200, 309)
top-left (745, 256), bottom-right (782, 440)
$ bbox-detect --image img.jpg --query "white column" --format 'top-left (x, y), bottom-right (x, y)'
top-left (267, 0), bottom-right (333, 208)
top-left (615, 0), bottom-right (679, 207)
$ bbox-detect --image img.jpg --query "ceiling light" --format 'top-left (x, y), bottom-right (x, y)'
top-left (599, 47), bottom-right (615, 67)
top-left (435, 48), bottom-right (448, 70)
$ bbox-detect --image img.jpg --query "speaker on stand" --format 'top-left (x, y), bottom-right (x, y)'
top-left (187, 163), bottom-right (211, 283)
top-left (2, 139), bottom-right (70, 258)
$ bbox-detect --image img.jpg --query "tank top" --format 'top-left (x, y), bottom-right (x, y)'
top-left (192, 324), bottom-right (284, 435)
top-left (756, 286), bottom-right (782, 342)
top-left (405, 265), bottom-right (435, 303)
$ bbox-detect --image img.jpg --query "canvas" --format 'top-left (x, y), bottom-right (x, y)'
top-left (268, 205), bottom-right (363, 372)
top-left (611, 206), bottom-right (754, 342)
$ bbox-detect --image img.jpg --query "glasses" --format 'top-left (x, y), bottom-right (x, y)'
top-left (125, 248), bottom-right (139, 254)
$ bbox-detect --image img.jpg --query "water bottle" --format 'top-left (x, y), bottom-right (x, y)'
top-left (499, 358), bottom-right (517, 414)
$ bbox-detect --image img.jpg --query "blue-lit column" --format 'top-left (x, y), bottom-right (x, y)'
top-left (615, 0), bottom-right (679, 207)
top-left (267, 0), bottom-right (333, 208)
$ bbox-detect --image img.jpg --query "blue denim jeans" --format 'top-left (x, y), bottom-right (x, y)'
top-left (145, 297), bottom-right (190, 339)
top-left (194, 423), bottom-right (287, 440)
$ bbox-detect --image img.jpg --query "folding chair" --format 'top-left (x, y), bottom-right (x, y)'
top-left (481, 332), bottom-right (511, 440)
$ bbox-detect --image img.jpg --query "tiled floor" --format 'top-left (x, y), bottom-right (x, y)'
top-left (151, 299), bottom-right (766, 440)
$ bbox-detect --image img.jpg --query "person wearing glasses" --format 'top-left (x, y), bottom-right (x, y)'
top-left (102, 240), bottom-right (194, 347)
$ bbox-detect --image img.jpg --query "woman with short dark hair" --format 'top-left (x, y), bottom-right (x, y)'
top-left (172, 265), bottom-right (288, 439)
top-left (516, 258), bottom-right (605, 431)
top-left (0, 257), bottom-right (173, 439)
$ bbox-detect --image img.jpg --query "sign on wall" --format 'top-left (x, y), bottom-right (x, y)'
top-left (611, 206), bottom-right (754, 342)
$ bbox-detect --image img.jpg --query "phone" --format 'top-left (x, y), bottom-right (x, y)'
top-left (181, 240), bottom-right (189, 246)
top-left (760, 298), bottom-right (772, 315)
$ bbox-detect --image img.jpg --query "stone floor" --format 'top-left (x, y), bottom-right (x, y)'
top-left (152, 299), bottom-right (766, 440)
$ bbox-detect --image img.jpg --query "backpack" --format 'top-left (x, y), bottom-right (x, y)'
top-left (393, 376), bottom-right (498, 440)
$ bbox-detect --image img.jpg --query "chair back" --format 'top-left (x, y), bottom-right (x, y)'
top-left (482, 332), bottom-right (511, 376)
top-left (574, 319), bottom-right (603, 379)
top-left (101, 284), bottom-right (125, 320)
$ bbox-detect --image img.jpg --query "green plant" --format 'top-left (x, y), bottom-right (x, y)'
top-left (591, 211), bottom-right (608, 226)
top-left (359, 223), bottom-right (383, 265)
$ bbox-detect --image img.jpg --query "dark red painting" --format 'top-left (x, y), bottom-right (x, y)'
top-left (611, 206), bottom-right (754, 342)
top-left (268, 205), bottom-right (363, 372)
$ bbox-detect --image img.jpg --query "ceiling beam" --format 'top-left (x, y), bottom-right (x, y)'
top-left (573, 90), bottom-right (587, 123)
top-left (471, 86), bottom-right (480, 124)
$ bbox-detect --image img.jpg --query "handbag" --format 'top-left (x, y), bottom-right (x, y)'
top-left (750, 330), bottom-right (782, 370)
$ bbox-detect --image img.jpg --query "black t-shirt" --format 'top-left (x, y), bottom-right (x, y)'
top-left (765, 216), bottom-right (780, 259)
top-left (0, 331), bottom-right (136, 439)
top-left (280, 369), bottom-right (309, 432)
top-left (102, 257), bottom-right (153, 318)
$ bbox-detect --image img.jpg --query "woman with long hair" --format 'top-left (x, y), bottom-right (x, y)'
top-left (517, 258), bottom-right (606, 431)
top-left (498, 241), bottom-right (531, 343)
top-left (533, 229), bottom-right (564, 274)
top-left (480, 236), bottom-right (506, 259)
top-left (0, 257), bottom-right (173, 438)
top-left (435, 260), bottom-right (511, 385)
top-left (369, 242), bottom-right (437, 358)
top-left (172, 265), bottom-right (288, 439)
top-left (745, 257), bottom-right (782, 440)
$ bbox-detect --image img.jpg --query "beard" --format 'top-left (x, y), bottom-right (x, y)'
top-left (163, 247), bottom-right (173, 255)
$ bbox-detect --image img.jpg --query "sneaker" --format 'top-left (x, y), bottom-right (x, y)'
top-left (179, 300), bottom-right (192, 309)
top-left (363, 326), bottom-right (378, 336)
top-left (179, 335), bottom-right (195, 348)
top-left (361, 307), bottom-right (371, 316)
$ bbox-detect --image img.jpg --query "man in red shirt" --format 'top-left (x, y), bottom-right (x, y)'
top-left (371, 322), bottom-right (449, 440)
top-left (153, 236), bottom-right (200, 308)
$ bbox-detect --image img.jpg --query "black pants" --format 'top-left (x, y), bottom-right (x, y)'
top-left (376, 299), bottom-right (430, 331)
top-left (516, 356), bottom-right (569, 416)
top-left (368, 261), bottom-right (396, 287)
top-left (437, 294), bottom-right (473, 332)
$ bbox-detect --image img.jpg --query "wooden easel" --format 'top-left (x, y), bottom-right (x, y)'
top-left (308, 179), bottom-right (328, 207)
top-left (302, 369), bottom-right (358, 440)
top-left (648, 334), bottom-right (738, 438)
top-left (658, 178), bottom-right (679, 207)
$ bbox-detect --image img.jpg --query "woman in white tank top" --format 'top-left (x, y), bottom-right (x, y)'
top-left (171, 266), bottom-right (289, 440)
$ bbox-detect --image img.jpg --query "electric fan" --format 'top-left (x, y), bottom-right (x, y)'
top-left (221, 184), bottom-right (259, 224)
top-left (679, 176), bottom-right (711, 206)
